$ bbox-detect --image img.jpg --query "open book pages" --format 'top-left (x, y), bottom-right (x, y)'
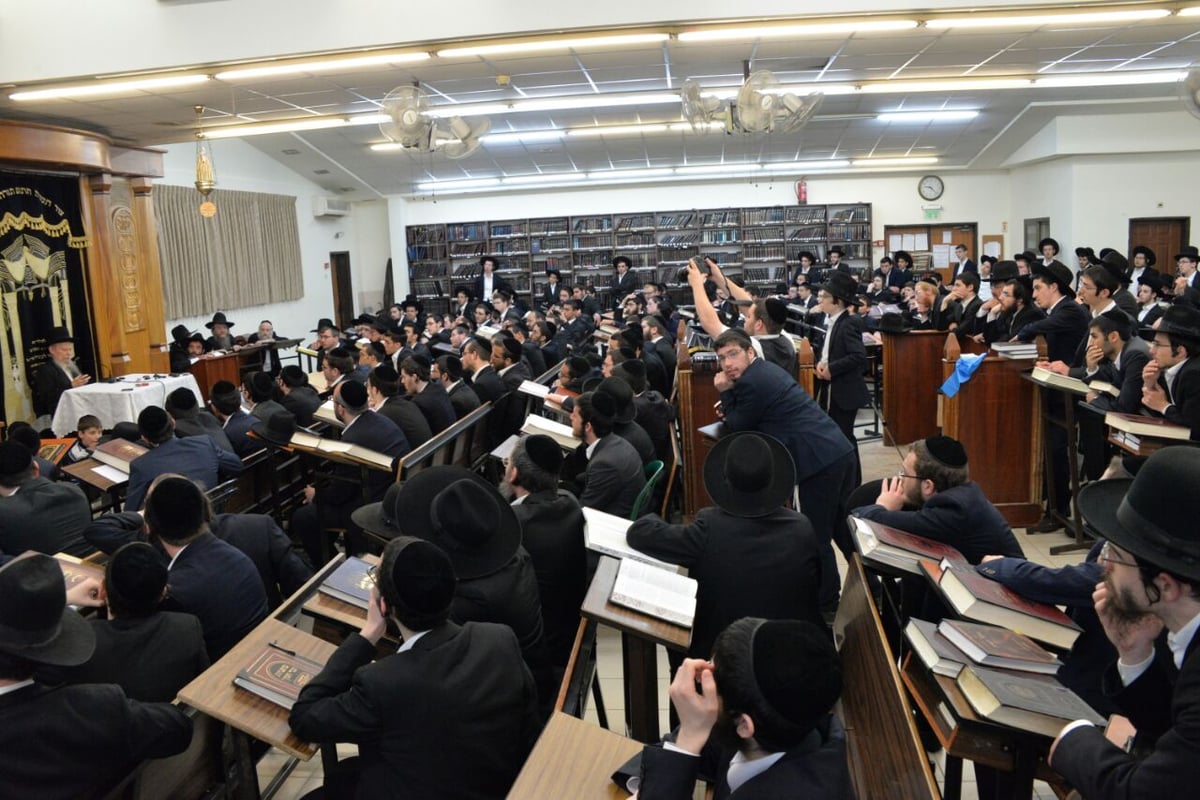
top-left (583, 508), bottom-right (683, 573)
top-left (521, 414), bottom-right (581, 451)
top-left (609, 558), bottom-right (697, 628)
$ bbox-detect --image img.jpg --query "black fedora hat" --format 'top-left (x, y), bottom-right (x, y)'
top-left (1100, 251), bottom-right (1130, 284)
top-left (1038, 237), bottom-right (1060, 255)
top-left (703, 432), bottom-right (796, 518)
top-left (205, 312), bottom-right (234, 330)
top-left (1132, 245), bottom-right (1157, 266)
top-left (1175, 245), bottom-right (1200, 262)
top-left (877, 312), bottom-right (912, 334)
top-left (352, 481), bottom-right (405, 540)
top-left (388, 466), bottom-right (521, 579)
top-left (1074, 246), bottom-right (1097, 261)
top-left (1137, 271), bottom-right (1168, 299)
top-left (1078, 448), bottom-right (1200, 582)
top-left (892, 250), bottom-right (914, 267)
top-left (170, 324), bottom-right (191, 344)
top-left (597, 376), bottom-right (637, 423)
top-left (249, 410), bottom-right (298, 448)
top-left (827, 246), bottom-right (845, 257)
top-left (0, 553), bottom-right (95, 666)
top-left (985, 260), bottom-right (1020, 283)
top-left (817, 271), bottom-right (859, 306)
top-left (1032, 262), bottom-right (1076, 298)
top-left (310, 318), bottom-right (335, 333)
top-left (1144, 304), bottom-right (1200, 340)
top-left (45, 326), bottom-right (73, 346)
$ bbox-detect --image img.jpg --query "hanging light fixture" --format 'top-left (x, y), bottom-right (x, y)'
top-left (194, 106), bottom-right (217, 217)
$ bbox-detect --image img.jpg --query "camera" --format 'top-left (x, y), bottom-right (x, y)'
top-left (676, 256), bottom-right (711, 285)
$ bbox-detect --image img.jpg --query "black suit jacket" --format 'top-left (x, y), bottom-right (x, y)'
top-left (650, 336), bottom-right (677, 387)
top-left (1153, 356), bottom-right (1200, 437)
top-left (41, 612), bottom-right (210, 703)
top-left (290, 623), bottom-right (540, 800)
top-left (578, 434), bottom-right (645, 518)
top-left (1083, 341), bottom-right (1151, 415)
top-left (32, 362), bottom-right (73, 417)
top-left (1017, 297), bottom-right (1090, 363)
top-left (818, 312), bottom-right (870, 410)
top-left (245, 332), bottom-right (284, 374)
top-left (0, 681), bottom-right (192, 800)
top-left (318, 411), bottom-right (410, 510)
top-left (411, 381), bottom-right (457, 434)
top-left (125, 434), bottom-right (244, 512)
top-left (164, 531), bottom-right (269, 660)
top-left (628, 506), bottom-right (823, 658)
top-left (721, 358), bottom-right (854, 484)
top-left (447, 380), bottom-right (481, 419)
top-left (632, 389), bottom-right (676, 465)
top-left (211, 512), bottom-right (313, 609)
top-left (173, 410), bottom-right (234, 452)
top-left (472, 274), bottom-right (513, 304)
top-left (611, 270), bottom-right (638, 307)
top-left (613, 418), bottom-right (655, 465)
top-left (511, 490), bottom-right (587, 666)
top-left (281, 385), bottom-right (323, 427)
top-left (0, 477), bottom-right (93, 556)
top-left (1053, 633), bottom-right (1200, 799)
top-left (376, 397), bottom-right (432, 449)
top-left (221, 409), bottom-right (261, 457)
top-left (522, 339), bottom-right (548, 376)
top-left (468, 365), bottom-right (506, 405)
top-left (952, 295), bottom-right (985, 337)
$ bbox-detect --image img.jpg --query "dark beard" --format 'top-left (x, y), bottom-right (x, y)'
top-left (1103, 573), bottom-right (1156, 627)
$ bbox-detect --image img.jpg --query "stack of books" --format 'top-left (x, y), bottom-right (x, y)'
top-left (1105, 411), bottom-right (1192, 449)
top-left (991, 342), bottom-right (1039, 359)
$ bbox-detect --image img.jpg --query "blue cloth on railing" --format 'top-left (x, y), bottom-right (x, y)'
top-left (940, 353), bottom-right (986, 398)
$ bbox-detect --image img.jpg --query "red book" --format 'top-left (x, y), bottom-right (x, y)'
top-left (1105, 411), bottom-right (1192, 442)
top-left (938, 619), bottom-right (1062, 675)
top-left (232, 645), bottom-right (325, 709)
top-left (920, 559), bottom-right (1081, 650)
top-left (850, 517), bottom-right (966, 574)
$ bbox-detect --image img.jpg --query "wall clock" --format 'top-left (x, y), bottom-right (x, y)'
top-left (918, 174), bottom-right (944, 201)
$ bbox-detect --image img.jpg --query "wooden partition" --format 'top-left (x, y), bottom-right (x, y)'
top-left (881, 330), bottom-right (947, 446)
top-left (676, 342), bottom-right (722, 519)
top-left (941, 335), bottom-right (1045, 527)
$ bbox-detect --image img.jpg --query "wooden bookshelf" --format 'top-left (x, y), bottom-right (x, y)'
top-left (405, 203), bottom-right (872, 309)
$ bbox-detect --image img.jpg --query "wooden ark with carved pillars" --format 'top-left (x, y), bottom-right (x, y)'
top-left (0, 119), bottom-right (168, 380)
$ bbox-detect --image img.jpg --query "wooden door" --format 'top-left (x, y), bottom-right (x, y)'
top-left (1129, 218), bottom-right (1190, 270)
top-left (330, 251), bottom-right (354, 330)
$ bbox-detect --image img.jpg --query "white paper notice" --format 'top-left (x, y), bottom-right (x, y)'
top-left (914, 233), bottom-right (930, 251)
top-left (902, 234), bottom-right (916, 250)
top-left (984, 240), bottom-right (1002, 258)
top-left (932, 244), bottom-right (953, 268)
top-left (888, 234), bottom-right (902, 252)
top-left (942, 231), bottom-right (953, 244)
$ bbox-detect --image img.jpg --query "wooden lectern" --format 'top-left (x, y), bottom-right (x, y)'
top-left (880, 329), bottom-right (947, 446)
top-left (941, 334), bottom-right (1045, 527)
top-left (188, 352), bottom-right (244, 401)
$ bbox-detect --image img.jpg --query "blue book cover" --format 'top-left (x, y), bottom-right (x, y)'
top-left (318, 556), bottom-right (374, 609)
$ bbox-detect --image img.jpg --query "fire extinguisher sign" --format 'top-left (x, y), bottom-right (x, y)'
top-left (795, 179), bottom-right (808, 204)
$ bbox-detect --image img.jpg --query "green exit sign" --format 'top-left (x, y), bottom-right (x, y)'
top-left (924, 207), bottom-right (942, 220)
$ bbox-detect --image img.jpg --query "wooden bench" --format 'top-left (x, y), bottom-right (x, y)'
top-left (834, 554), bottom-right (941, 800)
top-left (396, 401), bottom-right (492, 481)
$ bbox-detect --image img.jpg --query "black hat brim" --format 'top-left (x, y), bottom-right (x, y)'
top-left (703, 432), bottom-right (796, 518)
top-left (248, 419), bottom-right (294, 449)
top-left (391, 466), bottom-right (521, 579)
top-left (0, 601), bottom-right (95, 667)
top-left (1077, 478), bottom-right (1200, 583)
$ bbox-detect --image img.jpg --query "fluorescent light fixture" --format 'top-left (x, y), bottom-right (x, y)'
top-left (678, 19), bottom-right (918, 42)
top-left (348, 114), bottom-right (390, 126)
top-left (370, 143), bottom-right (406, 152)
top-left (877, 110), bottom-right (979, 123)
top-left (415, 177), bottom-right (502, 191)
top-left (586, 168), bottom-right (675, 181)
top-left (861, 78), bottom-right (1031, 94)
top-left (926, 8), bottom-right (1170, 29)
top-left (437, 33), bottom-right (668, 59)
top-left (200, 117), bottom-right (348, 139)
top-left (215, 52), bottom-right (429, 81)
top-left (566, 124), bottom-right (669, 138)
top-left (1181, 6), bottom-right (1200, 16)
top-left (425, 103), bottom-right (513, 119)
top-left (512, 92), bottom-right (678, 113)
top-left (10, 73), bottom-right (210, 101)
top-left (762, 159), bottom-right (851, 171)
top-left (481, 130), bottom-right (566, 145)
top-left (503, 173), bottom-right (585, 185)
top-left (668, 121), bottom-right (725, 132)
top-left (675, 163), bottom-right (762, 175)
top-left (1034, 71), bottom-right (1186, 88)
top-left (851, 156), bottom-right (939, 167)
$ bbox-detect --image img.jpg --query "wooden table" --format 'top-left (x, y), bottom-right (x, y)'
top-left (62, 457), bottom-right (128, 510)
top-left (177, 618), bottom-right (335, 760)
top-left (580, 556), bottom-right (691, 743)
top-left (507, 712), bottom-right (642, 799)
top-left (301, 554), bottom-right (384, 643)
top-left (1024, 374), bottom-right (1090, 554)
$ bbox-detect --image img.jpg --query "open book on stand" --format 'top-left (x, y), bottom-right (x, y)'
top-left (609, 558), bottom-right (697, 628)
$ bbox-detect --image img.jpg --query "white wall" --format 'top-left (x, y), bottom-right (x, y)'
top-left (157, 138), bottom-right (351, 340)
top-left (350, 200), bottom-right (394, 311)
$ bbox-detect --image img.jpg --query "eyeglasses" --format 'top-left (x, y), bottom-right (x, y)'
top-left (896, 469), bottom-right (923, 481)
top-left (1148, 340), bottom-right (1171, 350)
top-left (1099, 541), bottom-right (1139, 568)
top-left (366, 565), bottom-right (380, 586)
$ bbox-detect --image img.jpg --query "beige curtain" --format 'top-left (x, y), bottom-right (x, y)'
top-left (156, 184), bottom-right (304, 318)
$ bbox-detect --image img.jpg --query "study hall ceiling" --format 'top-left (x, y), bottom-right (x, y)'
top-left (2, 5), bottom-right (1199, 198)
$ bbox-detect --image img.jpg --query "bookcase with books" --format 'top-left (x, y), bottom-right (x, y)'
top-left (404, 202), bottom-right (872, 310)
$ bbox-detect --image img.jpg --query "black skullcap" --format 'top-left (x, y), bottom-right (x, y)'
top-left (612, 360), bottom-right (647, 394)
top-left (279, 365), bottom-right (307, 386)
top-left (0, 441), bottom-right (32, 477)
top-left (619, 326), bottom-right (643, 346)
top-left (250, 371), bottom-right (275, 397)
top-left (211, 380), bottom-right (241, 405)
top-left (523, 434), bottom-right (563, 475)
top-left (137, 406), bottom-right (173, 441)
top-left (165, 387), bottom-right (198, 414)
top-left (336, 380), bottom-right (368, 410)
top-left (499, 337), bottom-right (523, 360)
top-left (366, 340), bottom-right (387, 360)
top-left (925, 435), bottom-right (968, 468)
top-left (144, 476), bottom-right (205, 544)
top-left (385, 537), bottom-right (456, 621)
top-left (412, 353), bottom-right (432, 371)
top-left (751, 620), bottom-right (842, 732)
top-left (374, 363), bottom-right (399, 383)
top-left (763, 297), bottom-right (788, 325)
top-left (566, 356), bottom-right (591, 378)
top-left (107, 542), bottom-right (167, 612)
top-left (441, 355), bottom-right (464, 380)
top-left (589, 390), bottom-right (617, 420)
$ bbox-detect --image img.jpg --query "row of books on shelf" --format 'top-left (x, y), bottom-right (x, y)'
top-left (741, 227), bottom-right (785, 242)
top-left (617, 215), bottom-right (656, 230)
top-left (743, 244), bottom-right (788, 260)
top-left (699, 210), bottom-right (740, 227)
top-left (658, 213), bottom-right (696, 229)
top-left (743, 267), bottom-right (788, 283)
top-left (827, 223), bottom-right (872, 240)
top-left (573, 217), bottom-right (613, 233)
top-left (447, 223), bottom-right (489, 242)
top-left (830, 207), bottom-right (870, 223)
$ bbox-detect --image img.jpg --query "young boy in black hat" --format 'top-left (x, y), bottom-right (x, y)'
top-left (0, 553), bottom-right (192, 798)
top-left (1140, 304), bottom-right (1200, 437)
top-left (617, 618), bottom-right (852, 797)
top-left (1049, 447), bottom-right (1200, 798)
top-left (289, 535), bottom-right (540, 800)
top-left (628, 432), bottom-right (824, 659)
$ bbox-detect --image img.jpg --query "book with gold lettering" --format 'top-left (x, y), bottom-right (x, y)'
top-left (53, 554), bottom-right (104, 590)
top-left (92, 438), bottom-right (149, 474)
top-left (318, 556), bottom-right (374, 609)
top-left (956, 664), bottom-right (1104, 739)
top-left (232, 645), bottom-right (325, 709)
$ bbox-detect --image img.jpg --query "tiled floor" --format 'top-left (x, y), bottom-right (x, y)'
top-left (260, 412), bottom-right (1082, 799)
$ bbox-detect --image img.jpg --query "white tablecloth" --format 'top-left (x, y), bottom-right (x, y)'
top-left (50, 374), bottom-right (204, 436)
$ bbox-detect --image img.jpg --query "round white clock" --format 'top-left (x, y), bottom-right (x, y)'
top-left (918, 175), bottom-right (944, 201)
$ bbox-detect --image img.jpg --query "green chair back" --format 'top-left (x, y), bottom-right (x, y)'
top-left (630, 459), bottom-right (665, 520)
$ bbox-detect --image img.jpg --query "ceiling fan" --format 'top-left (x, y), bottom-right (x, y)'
top-left (681, 69), bottom-right (824, 134)
top-left (379, 86), bottom-right (491, 159)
